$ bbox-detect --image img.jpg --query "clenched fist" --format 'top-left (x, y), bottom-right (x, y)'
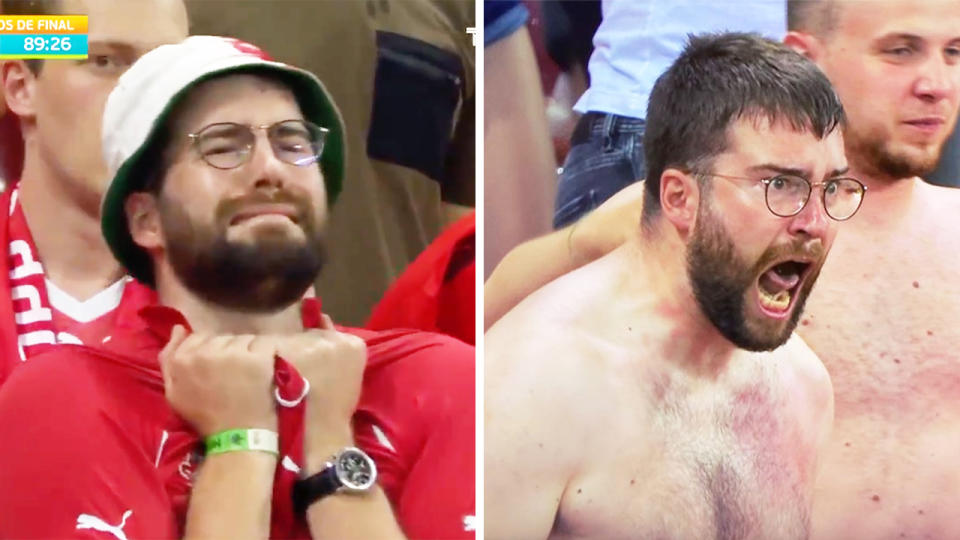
top-left (274, 315), bottom-right (368, 470)
top-left (160, 326), bottom-right (278, 437)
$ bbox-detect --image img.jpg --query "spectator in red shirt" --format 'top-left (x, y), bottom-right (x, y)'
top-left (367, 211), bottom-right (475, 345)
top-left (0, 36), bottom-right (475, 539)
top-left (0, 0), bottom-right (188, 382)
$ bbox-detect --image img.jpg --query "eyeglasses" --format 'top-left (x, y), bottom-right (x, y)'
top-left (701, 172), bottom-right (867, 221)
top-left (187, 119), bottom-right (329, 170)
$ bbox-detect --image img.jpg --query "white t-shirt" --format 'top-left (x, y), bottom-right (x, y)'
top-left (575, 0), bottom-right (786, 118)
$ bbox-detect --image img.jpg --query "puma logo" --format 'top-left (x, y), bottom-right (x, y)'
top-left (372, 424), bottom-right (396, 452)
top-left (75, 510), bottom-right (132, 540)
top-left (282, 455), bottom-right (301, 474)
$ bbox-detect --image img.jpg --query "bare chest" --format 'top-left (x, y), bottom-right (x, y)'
top-left (810, 418), bottom-right (960, 540)
top-left (801, 231), bottom-right (960, 419)
top-left (554, 380), bottom-right (818, 540)
top-left (800, 218), bottom-right (960, 537)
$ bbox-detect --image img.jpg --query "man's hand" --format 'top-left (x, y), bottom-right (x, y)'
top-left (160, 326), bottom-right (278, 437)
top-left (274, 315), bottom-right (368, 472)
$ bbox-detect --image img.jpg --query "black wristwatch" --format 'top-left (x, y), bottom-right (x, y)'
top-left (292, 446), bottom-right (378, 515)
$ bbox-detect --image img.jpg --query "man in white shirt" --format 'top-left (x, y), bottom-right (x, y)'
top-left (554, 0), bottom-right (785, 228)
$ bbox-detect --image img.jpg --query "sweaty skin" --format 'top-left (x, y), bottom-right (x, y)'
top-left (485, 120), bottom-right (843, 539)
top-left (785, 1), bottom-right (960, 537)
top-left (491, 171), bottom-right (960, 540)
top-left (488, 2), bottom-right (960, 536)
top-left (485, 245), bottom-right (833, 540)
top-left (801, 179), bottom-right (960, 540)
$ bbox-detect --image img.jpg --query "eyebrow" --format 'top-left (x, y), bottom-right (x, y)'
top-left (875, 33), bottom-right (923, 43)
top-left (87, 40), bottom-right (140, 56)
top-left (873, 33), bottom-right (960, 49)
top-left (746, 164), bottom-right (850, 179)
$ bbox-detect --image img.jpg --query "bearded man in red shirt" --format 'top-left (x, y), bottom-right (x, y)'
top-left (0, 36), bottom-right (475, 539)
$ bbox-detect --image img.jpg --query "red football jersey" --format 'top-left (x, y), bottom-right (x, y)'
top-left (0, 187), bottom-right (158, 382)
top-left (367, 212), bottom-right (475, 345)
top-left (0, 299), bottom-right (475, 539)
top-left (46, 276), bottom-right (141, 347)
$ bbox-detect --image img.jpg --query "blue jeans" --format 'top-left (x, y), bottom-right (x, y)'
top-left (553, 112), bottom-right (647, 229)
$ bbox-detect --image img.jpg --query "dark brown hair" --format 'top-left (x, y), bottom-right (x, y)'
top-left (642, 32), bottom-right (846, 223)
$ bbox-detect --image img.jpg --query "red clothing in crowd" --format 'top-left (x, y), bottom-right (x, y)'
top-left (0, 298), bottom-right (475, 539)
top-left (367, 212), bottom-right (475, 345)
top-left (0, 186), bottom-right (475, 538)
top-left (0, 186), bottom-right (158, 385)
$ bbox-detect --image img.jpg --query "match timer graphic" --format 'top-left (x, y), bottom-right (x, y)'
top-left (0, 15), bottom-right (88, 59)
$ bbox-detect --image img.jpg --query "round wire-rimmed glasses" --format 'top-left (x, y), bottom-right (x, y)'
top-left (702, 172), bottom-right (867, 221)
top-left (187, 119), bottom-right (329, 170)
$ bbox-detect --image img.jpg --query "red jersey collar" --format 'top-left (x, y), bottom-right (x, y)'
top-left (137, 297), bottom-right (324, 343)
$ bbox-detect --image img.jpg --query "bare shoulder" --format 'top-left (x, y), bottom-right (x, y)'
top-left (770, 333), bottom-right (834, 429)
top-left (775, 334), bottom-right (831, 393)
top-left (919, 180), bottom-right (960, 203)
top-left (486, 260), bottom-right (619, 425)
top-left (485, 285), bottom-right (607, 538)
top-left (915, 182), bottom-right (960, 243)
top-left (486, 302), bottom-right (601, 452)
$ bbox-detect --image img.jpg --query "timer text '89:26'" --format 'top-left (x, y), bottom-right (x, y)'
top-left (24, 36), bottom-right (72, 51)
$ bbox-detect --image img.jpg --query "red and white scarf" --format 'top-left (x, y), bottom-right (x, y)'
top-left (7, 187), bottom-right (58, 360)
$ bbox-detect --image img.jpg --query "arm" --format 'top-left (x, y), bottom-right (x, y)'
top-left (484, 327), bottom-right (579, 539)
top-left (0, 354), bottom-right (177, 538)
top-left (484, 25), bottom-right (557, 277)
top-left (183, 452), bottom-right (277, 539)
top-left (277, 319), bottom-right (405, 539)
top-left (484, 224), bottom-right (577, 329)
top-left (305, 487), bottom-right (403, 539)
top-left (484, 181), bottom-right (646, 328)
top-left (160, 328), bottom-right (280, 539)
top-left (301, 423), bottom-right (406, 540)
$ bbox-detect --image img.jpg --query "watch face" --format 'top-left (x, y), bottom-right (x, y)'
top-left (335, 447), bottom-right (377, 491)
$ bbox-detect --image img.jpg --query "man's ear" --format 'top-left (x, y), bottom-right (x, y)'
top-left (784, 31), bottom-right (824, 62)
top-left (659, 168), bottom-right (700, 238)
top-left (124, 192), bottom-right (164, 251)
top-left (2, 61), bottom-right (38, 119)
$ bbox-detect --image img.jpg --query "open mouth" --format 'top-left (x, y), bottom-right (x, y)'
top-left (756, 260), bottom-right (812, 317)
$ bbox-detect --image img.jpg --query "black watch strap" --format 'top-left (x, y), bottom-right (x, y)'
top-left (292, 466), bottom-right (340, 516)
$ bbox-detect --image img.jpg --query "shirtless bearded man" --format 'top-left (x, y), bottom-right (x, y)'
top-left (485, 33), bottom-right (861, 539)
top-left (786, 1), bottom-right (960, 537)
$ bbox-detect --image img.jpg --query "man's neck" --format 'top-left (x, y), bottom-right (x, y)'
top-left (846, 164), bottom-right (921, 230)
top-left (155, 265), bottom-right (304, 335)
top-left (613, 225), bottom-right (739, 377)
top-left (17, 151), bottom-right (125, 300)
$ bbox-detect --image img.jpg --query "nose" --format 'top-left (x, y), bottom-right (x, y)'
top-left (246, 130), bottom-right (287, 192)
top-left (913, 55), bottom-right (957, 103)
top-left (787, 189), bottom-right (831, 240)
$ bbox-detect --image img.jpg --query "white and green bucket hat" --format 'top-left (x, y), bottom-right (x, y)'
top-left (100, 35), bottom-right (345, 285)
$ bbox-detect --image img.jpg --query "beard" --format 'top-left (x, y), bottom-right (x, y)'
top-left (686, 203), bottom-right (823, 352)
top-left (158, 190), bottom-right (326, 313)
top-left (846, 124), bottom-right (944, 180)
